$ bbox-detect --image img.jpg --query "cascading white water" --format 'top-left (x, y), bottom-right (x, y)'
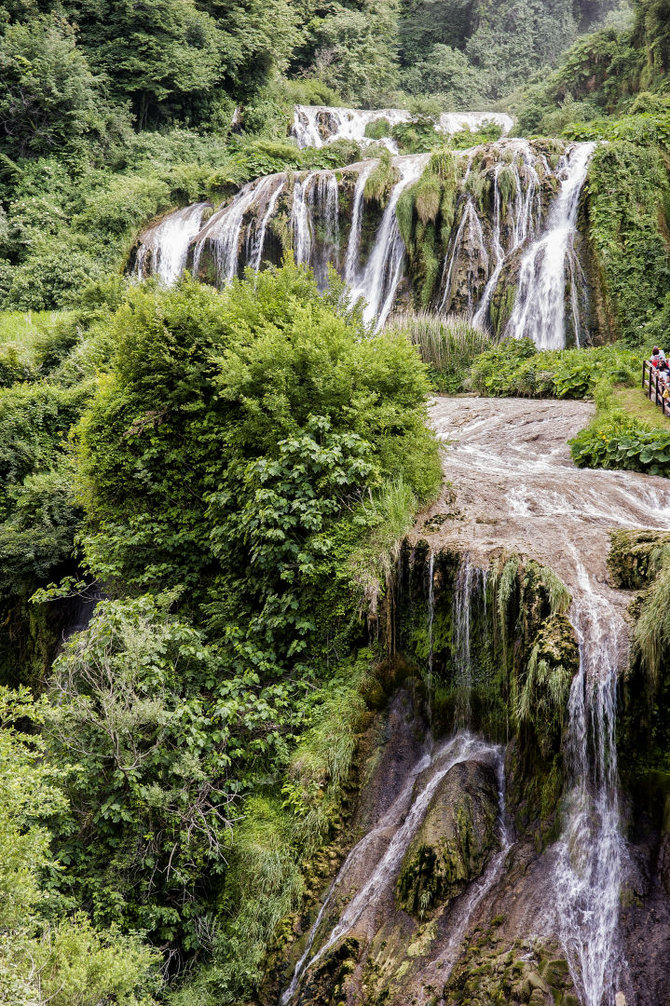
top-left (344, 161), bottom-right (374, 284)
top-left (453, 555), bottom-right (476, 727)
top-left (192, 175), bottom-right (277, 284)
top-left (471, 147), bottom-right (543, 327)
top-left (281, 732), bottom-right (504, 1005)
top-left (135, 202), bottom-right (210, 285)
top-left (554, 550), bottom-right (626, 1006)
top-left (438, 111), bottom-right (515, 138)
top-left (349, 154), bottom-right (429, 329)
top-left (505, 142), bottom-right (596, 349)
top-left (292, 177), bottom-right (312, 266)
top-left (247, 176), bottom-right (285, 272)
top-left (291, 104), bottom-right (413, 153)
top-left (426, 552), bottom-right (435, 726)
top-left (290, 105), bottom-right (514, 152)
top-left (440, 139), bottom-right (548, 321)
top-left (439, 197), bottom-right (488, 313)
top-left (134, 137), bottom-right (594, 345)
top-left (423, 751), bottom-right (513, 989)
top-left (424, 396), bottom-right (670, 1005)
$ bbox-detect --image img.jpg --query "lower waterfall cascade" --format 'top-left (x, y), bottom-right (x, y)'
top-left (132, 115), bottom-right (599, 346)
top-left (274, 397), bottom-right (670, 1006)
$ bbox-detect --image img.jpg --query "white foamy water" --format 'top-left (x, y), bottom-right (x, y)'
top-left (505, 142), bottom-right (596, 348)
top-left (135, 203), bottom-right (210, 285)
top-left (554, 549), bottom-right (626, 1006)
top-left (421, 396), bottom-right (670, 1005)
top-left (348, 153), bottom-right (430, 329)
top-left (133, 137), bottom-right (594, 346)
top-left (291, 105), bottom-right (514, 153)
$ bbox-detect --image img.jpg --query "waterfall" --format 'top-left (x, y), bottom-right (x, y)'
top-left (438, 111), bottom-right (514, 137)
top-left (290, 105), bottom-right (514, 152)
top-left (471, 149), bottom-right (543, 327)
top-left (292, 177), bottom-right (312, 266)
top-left (426, 751), bottom-right (513, 982)
top-left (440, 139), bottom-right (547, 322)
top-left (135, 202), bottom-right (210, 285)
top-left (281, 732), bottom-right (504, 1006)
top-left (291, 105), bottom-right (412, 153)
top-left (426, 552), bottom-right (435, 726)
top-left (192, 175), bottom-right (277, 284)
top-left (453, 556), bottom-right (475, 727)
top-left (349, 154), bottom-right (430, 330)
top-left (554, 552), bottom-right (626, 1006)
top-left (505, 142), bottom-right (596, 349)
top-left (344, 161), bottom-right (374, 283)
top-left (307, 171), bottom-right (340, 285)
top-left (133, 136), bottom-right (596, 346)
top-left (247, 176), bottom-right (286, 272)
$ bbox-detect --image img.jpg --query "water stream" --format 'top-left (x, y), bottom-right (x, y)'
top-left (422, 396), bottom-right (670, 1005)
top-left (134, 119), bottom-right (594, 347)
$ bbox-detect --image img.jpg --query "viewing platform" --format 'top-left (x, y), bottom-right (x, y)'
top-left (642, 359), bottom-right (670, 419)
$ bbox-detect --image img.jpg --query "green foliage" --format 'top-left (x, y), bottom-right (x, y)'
top-left (468, 339), bottom-right (639, 398)
top-left (395, 153), bottom-right (460, 306)
top-left (0, 914), bottom-right (163, 1006)
top-left (44, 595), bottom-right (238, 941)
top-left (0, 686), bottom-right (65, 927)
top-left (364, 150), bottom-right (400, 206)
top-left (76, 269), bottom-right (438, 647)
top-left (298, 0), bottom-right (400, 105)
top-left (449, 121), bottom-right (504, 149)
top-left (0, 14), bottom-right (116, 160)
top-left (583, 141), bottom-right (670, 344)
top-left (570, 412), bottom-right (670, 475)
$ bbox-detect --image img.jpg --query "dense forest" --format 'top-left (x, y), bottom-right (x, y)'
top-left (1, 0), bottom-right (670, 1004)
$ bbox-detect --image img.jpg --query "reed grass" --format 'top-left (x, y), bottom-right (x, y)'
top-left (393, 311), bottom-right (492, 391)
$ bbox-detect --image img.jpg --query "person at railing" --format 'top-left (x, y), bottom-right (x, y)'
top-left (651, 346), bottom-right (666, 367)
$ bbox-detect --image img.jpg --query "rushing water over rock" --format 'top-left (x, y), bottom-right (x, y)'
top-left (349, 153), bottom-right (429, 328)
top-left (554, 550), bottom-right (626, 1006)
top-left (135, 202), bottom-right (210, 285)
top-left (505, 142), bottom-right (596, 349)
top-left (133, 134), bottom-right (596, 346)
top-left (281, 732), bottom-right (504, 1005)
top-left (415, 396), bottom-right (670, 1004)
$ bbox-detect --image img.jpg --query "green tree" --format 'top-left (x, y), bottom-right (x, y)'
top-left (0, 15), bottom-right (105, 159)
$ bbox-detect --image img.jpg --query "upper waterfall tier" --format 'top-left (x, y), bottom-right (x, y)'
top-left (131, 138), bottom-right (597, 346)
top-left (291, 105), bottom-right (514, 153)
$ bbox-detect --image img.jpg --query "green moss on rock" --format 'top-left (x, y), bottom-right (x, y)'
top-left (396, 759), bottom-right (499, 918)
top-left (608, 529), bottom-right (670, 589)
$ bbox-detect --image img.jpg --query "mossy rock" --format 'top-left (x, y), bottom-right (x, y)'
top-left (443, 930), bottom-right (575, 1005)
top-left (396, 758), bottom-right (499, 918)
top-left (295, 937), bottom-right (360, 1006)
top-left (608, 529), bottom-right (670, 589)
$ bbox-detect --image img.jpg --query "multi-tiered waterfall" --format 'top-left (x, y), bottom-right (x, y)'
top-left (133, 120), bottom-right (596, 345)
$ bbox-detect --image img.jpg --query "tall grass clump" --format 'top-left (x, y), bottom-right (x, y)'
top-left (634, 561), bottom-right (670, 688)
top-left (395, 312), bottom-right (492, 392)
top-left (364, 149), bottom-right (399, 206)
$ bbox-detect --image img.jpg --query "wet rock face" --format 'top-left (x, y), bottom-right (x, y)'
top-left (396, 758), bottom-right (499, 918)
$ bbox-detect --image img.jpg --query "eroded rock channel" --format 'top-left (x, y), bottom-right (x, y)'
top-left (277, 398), bottom-right (670, 1006)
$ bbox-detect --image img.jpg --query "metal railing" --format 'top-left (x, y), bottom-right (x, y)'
top-left (642, 359), bottom-right (670, 418)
